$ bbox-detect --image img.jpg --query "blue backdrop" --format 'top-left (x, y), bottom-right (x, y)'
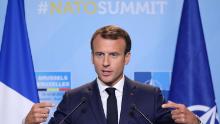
top-left (0, 0), bottom-right (220, 122)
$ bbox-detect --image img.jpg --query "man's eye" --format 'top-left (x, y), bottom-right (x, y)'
top-left (95, 53), bottom-right (104, 57)
top-left (110, 53), bottom-right (120, 57)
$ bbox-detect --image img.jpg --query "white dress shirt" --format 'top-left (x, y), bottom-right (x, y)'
top-left (97, 75), bottom-right (125, 123)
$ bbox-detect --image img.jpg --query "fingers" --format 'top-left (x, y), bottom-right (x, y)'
top-left (32, 102), bottom-right (53, 114)
top-left (162, 101), bottom-right (181, 109)
top-left (25, 102), bottom-right (54, 124)
top-left (162, 101), bottom-right (199, 124)
top-left (162, 101), bottom-right (188, 123)
top-left (28, 114), bottom-right (47, 123)
top-left (35, 102), bottom-right (53, 108)
top-left (171, 111), bottom-right (186, 123)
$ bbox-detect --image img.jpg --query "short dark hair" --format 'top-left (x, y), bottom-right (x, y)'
top-left (90, 25), bottom-right (131, 54)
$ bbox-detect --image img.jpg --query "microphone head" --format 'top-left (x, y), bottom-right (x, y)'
top-left (130, 104), bottom-right (154, 124)
top-left (131, 104), bottom-right (137, 110)
top-left (80, 97), bottom-right (87, 113)
top-left (81, 97), bottom-right (87, 103)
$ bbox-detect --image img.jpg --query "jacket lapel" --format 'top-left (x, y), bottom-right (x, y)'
top-left (87, 80), bottom-right (107, 124)
top-left (119, 77), bottom-right (137, 124)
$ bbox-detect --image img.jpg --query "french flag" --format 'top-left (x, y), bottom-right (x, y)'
top-left (0, 0), bottom-right (39, 123)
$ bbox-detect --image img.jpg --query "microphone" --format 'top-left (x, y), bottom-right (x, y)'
top-left (59, 97), bottom-right (87, 124)
top-left (131, 104), bottom-right (153, 124)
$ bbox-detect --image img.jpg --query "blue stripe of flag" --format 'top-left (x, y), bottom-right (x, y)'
top-left (0, 0), bottom-right (39, 103)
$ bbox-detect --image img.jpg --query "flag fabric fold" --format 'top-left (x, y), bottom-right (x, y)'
top-left (0, 0), bottom-right (39, 123)
top-left (168, 0), bottom-right (219, 124)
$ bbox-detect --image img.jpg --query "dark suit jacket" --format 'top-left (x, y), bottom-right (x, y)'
top-left (49, 77), bottom-right (175, 124)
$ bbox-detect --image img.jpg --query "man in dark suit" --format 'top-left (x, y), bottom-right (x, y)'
top-left (25, 25), bottom-right (200, 124)
top-left (48, 76), bottom-right (177, 124)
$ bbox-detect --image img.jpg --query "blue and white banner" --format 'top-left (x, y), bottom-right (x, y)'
top-left (168, 0), bottom-right (219, 123)
top-left (0, 0), bottom-right (39, 123)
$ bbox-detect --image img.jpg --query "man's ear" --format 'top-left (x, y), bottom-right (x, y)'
top-left (125, 52), bottom-right (131, 65)
top-left (91, 52), bottom-right (94, 64)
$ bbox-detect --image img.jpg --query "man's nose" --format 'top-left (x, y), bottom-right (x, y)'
top-left (103, 55), bottom-right (110, 67)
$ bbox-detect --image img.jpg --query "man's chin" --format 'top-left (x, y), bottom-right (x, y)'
top-left (99, 77), bottom-right (114, 86)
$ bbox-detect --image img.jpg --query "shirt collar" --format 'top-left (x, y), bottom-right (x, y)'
top-left (97, 75), bottom-right (125, 94)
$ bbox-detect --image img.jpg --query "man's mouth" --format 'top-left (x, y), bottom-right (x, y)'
top-left (102, 70), bottom-right (112, 76)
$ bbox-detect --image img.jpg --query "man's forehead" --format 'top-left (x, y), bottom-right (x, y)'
top-left (94, 51), bottom-right (120, 53)
top-left (94, 34), bottom-right (125, 42)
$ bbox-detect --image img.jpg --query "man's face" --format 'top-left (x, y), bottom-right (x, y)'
top-left (92, 35), bottom-right (130, 86)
